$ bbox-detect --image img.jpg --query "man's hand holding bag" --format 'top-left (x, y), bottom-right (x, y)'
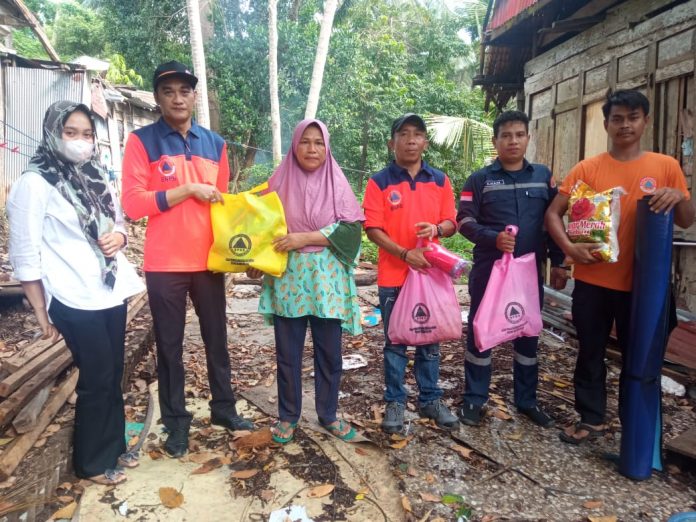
top-left (207, 182), bottom-right (288, 277)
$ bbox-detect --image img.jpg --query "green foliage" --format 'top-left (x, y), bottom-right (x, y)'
top-left (360, 232), bottom-right (378, 264)
top-left (441, 233), bottom-right (474, 262)
top-left (10, 28), bottom-right (49, 59)
top-left (106, 53), bottom-right (143, 87)
top-left (52, 1), bottom-right (106, 59)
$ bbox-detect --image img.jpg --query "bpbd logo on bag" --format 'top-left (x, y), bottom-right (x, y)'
top-left (504, 302), bottom-right (525, 324)
top-left (228, 234), bottom-right (253, 264)
top-left (410, 302), bottom-right (436, 335)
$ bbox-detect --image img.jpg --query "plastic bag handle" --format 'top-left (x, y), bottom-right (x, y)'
top-left (501, 224), bottom-right (518, 264)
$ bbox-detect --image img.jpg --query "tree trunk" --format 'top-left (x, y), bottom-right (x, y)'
top-left (305, 0), bottom-right (339, 120)
top-left (268, 0), bottom-right (282, 165)
top-left (186, 0), bottom-right (210, 128)
top-left (243, 135), bottom-right (258, 170)
top-left (358, 112), bottom-right (369, 192)
top-left (290, 0), bottom-right (302, 21)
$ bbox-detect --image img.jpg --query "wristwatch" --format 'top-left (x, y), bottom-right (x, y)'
top-left (436, 224), bottom-right (443, 238)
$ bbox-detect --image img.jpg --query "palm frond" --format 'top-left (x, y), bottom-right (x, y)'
top-left (425, 115), bottom-right (496, 173)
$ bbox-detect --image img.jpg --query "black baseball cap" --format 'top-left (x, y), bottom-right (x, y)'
top-left (153, 60), bottom-right (198, 91)
top-left (391, 113), bottom-right (427, 137)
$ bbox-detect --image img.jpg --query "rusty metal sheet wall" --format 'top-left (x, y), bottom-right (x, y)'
top-left (488, 0), bottom-right (541, 31)
top-left (1, 67), bottom-right (87, 206)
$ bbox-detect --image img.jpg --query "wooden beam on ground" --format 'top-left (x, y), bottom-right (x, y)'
top-left (0, 369), bottom-right (78, 481)
top-left (11, 381), bottom-right (52, 434)
top-left (2, 337), bottom-right (57, 373)
top-left (666, 427), bottom-right (696, 460)
top-left (0, 343), bottom-right (68, 397)
top-left (0, 350), bottom-right (72, 427)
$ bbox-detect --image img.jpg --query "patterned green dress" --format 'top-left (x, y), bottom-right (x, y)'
top-left (258, 221), bottom-right (362, 335)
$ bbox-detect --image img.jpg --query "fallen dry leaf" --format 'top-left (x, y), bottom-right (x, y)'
top-left (191, 457), bottom-right (226, 475)
top-left (307, 484), bottom-right (335, 498)
top-left (50, 501), bottom-right (77, 519)
top-left (490, 409), bottom-right (512, 421)
top-left (354, 447), bottom-right (369, 456)
top-left (401, 495), bottom-right (412, 512)
top-left (159, 487), bottom-right (184, 509)
top-left (407, 466), bottom-right (418, 477)
top-left (56, 495), bottom-right (73, 503)
top-left (505, 431), bottom-right (523, 441)
top-left (371, 404), bottom-right (383, 423)
top-left (57, 482), bottom-right (72, 491)
top-left (0, 438), bottom-right (14, 447)
top-left (45, 424), bottom-right (61, 435)
top-left (148, 450), bottom-right (164, 460)
top-left (424, 473), bottom-right (435, 484)
top-left (186, 452), bottom-right (219, 464)
top-left (588, 517), bottom-right (617, 522)
top-left (419, 492), bottom-right (441, 502)
top-left (583, 500), bottom-right (603, 509)
top-left (390, 438), bottom-right (410, 450)
top-left (231, 468), bottom-right (260, 479)
top-left (259, 489), bottom-right (274, 502)
top-left (451, 444), bottom-right (473, 459)
top-left (234, 428), bottom-right (273, 450)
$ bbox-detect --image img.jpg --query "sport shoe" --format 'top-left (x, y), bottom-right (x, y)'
top-left (381, 402), bottom-right (405, 434)
top-left (418, 399), bottom-right (459, 430)
top-left (163, 427), bottom-right (189, 458)
top-left (211, 413), bottom-right (255, 431)
top-left (457, 402), bottom-right (483, 426)
top-left (518, 405), bottom-right (554, 428)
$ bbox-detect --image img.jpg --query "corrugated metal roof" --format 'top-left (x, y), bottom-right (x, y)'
top-left (488, 0), bottom-right (542, 31)
top-left (2, 66), bottom-right (87, 206)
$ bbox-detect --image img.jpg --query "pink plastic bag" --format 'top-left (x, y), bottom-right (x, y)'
top-left (473, 226), bottom-right (542, 352)
top-left (388, 267), bottom-right (462, 346)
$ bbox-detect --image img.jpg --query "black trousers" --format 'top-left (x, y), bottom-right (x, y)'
top-left (146, 271), bottom-right (237, 431)
top-left (273, 315), bottom-right (343, 426)
top-left (571, 280), bottom-right (631, 425)
top-left (48, 298), bottom-right (127, 478)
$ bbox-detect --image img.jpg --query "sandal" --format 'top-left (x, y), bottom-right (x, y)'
top-left (117, 450), bottom-right (140, 469)
top-left (322, 420), bottom-right (356, 442)
top-left (89, 468), bottom-right (127, 485)
top-left (559, 422), bottom-right (607, 445)
top-left (271, 421), bottom-right (297, 444)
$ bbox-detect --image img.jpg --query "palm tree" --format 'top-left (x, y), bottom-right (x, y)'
top-left (305, 0), bottom-right (340, 119)
top-left (425, 115), bottom-right (496, 173)
top-left (268, 0), bottom-right (282, 165)
top-left (186, 0), bottom-right (210, 128)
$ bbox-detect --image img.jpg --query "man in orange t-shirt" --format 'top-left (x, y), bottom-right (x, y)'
top-left (545, 90), bottom-right (694, 445)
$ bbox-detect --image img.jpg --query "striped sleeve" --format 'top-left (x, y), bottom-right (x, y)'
top-left (456, 174), bottom-right (498, 249)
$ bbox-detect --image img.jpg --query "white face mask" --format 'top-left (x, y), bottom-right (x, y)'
top-left (59, 139), bottom-right (94, 164)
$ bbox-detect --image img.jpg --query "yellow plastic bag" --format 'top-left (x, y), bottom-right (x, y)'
top-left (207, 182), bottom-right (288, 277)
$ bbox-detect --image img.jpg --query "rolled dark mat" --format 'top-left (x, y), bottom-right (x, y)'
top-left (619, 196), bottom-right (674, 480)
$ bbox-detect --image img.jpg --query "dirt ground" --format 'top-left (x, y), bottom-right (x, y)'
top-left (1, 217), bottom-right (696, 521)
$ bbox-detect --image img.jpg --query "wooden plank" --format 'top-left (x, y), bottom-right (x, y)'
top-left (528, 115), bottom-right (554, 167)
top-left (553, 109), bottom-right (580, 180)
top-left (557, 76), bottom-right (580, 104)
top-left (11, 382), bottom-right (52, 434)
top-left (658, 28), bottom-right (695, 69)
top-left (618, 47), bottom-right (649, 82)
top-left (584, 63), bottom-right (610, 95)
top-left (0, 351), bottom-right (72, 427)
top-left (665, 427), bottom-right (696, 459)
top-left (0, 370), bottom-right (78, 481)
top-left (583, 100), bottom-right (607, 158)
top-left (526, 2), bottom-right (696, 94)
top-left (0, 343), bottom-right (67, 397)
top-left (1, 337), bottom-right (58, 373)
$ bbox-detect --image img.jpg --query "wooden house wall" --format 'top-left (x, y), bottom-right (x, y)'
top-left (523, 0), bottom-right (696, 311)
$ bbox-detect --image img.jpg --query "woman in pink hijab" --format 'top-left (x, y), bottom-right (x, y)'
top-left (249, 119), bottom-right (364, 443)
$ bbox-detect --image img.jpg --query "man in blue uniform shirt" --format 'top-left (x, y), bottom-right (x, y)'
top-left (457, 110), bottom-right (567, 427)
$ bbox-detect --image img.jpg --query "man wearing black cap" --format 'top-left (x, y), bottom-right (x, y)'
top-left (363, 113), bottom-right (459, 433)
top-left (122, 60), bottom-right (254, 458)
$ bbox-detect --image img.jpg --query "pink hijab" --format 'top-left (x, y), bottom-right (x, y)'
top-left (268, 119), bottom-right (364, 252)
